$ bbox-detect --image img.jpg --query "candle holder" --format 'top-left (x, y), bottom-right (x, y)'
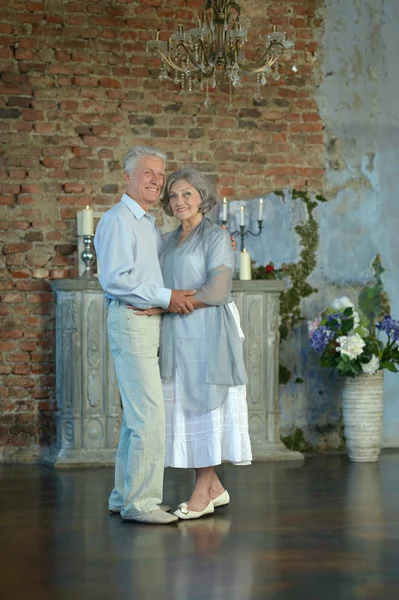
top-left (227, 221), bottom-right (263, 251)
top-left (80, 234), bottom-right (96, 278)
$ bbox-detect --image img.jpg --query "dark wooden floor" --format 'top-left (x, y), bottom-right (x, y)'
top-left (1, 454), bottom-right (399, 600)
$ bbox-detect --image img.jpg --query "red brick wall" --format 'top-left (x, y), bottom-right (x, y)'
top-left (0, 0), bottom-right (324, 459)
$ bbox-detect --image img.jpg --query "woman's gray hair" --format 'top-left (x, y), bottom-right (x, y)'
top-left (124, 145), bottom-right (167, 174)
top-left (161, 167), bottom-right (219, 216)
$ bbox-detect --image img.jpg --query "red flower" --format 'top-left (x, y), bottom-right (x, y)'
top-left (265, 264), bottom-right (274, 273)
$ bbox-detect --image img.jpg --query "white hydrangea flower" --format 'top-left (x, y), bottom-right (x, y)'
top-left (361, 355), bottom-right (380, 375)
top-left (337, 333), bottom-right (366, 360)
top-left (332, 296), bottom-right (354, 311)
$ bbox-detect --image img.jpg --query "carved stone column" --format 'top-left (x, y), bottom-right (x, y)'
top-left (232, 281), bottom-right (303, 461)
top-left (45, 280), bottom-right (122, 467)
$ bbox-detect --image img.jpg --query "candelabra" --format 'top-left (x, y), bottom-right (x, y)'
top-left (224, 219), bottom-right (263, 251)
top-left (221, 200), bottom-right (263, 279)
top-left (80, 234), bottom-right (96, 278)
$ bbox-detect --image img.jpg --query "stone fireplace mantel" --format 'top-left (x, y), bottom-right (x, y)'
top-left (46, 279), bottom-right (303, 466)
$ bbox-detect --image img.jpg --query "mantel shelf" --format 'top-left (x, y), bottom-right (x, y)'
top-left (51, 278), bottom-right (286, 293)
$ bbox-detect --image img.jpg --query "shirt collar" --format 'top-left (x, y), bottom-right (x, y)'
top-left (121, 193), bottom-right (155, 223)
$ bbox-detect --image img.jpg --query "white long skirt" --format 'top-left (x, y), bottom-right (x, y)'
top-left (163, 303), bottom-right (252, 469)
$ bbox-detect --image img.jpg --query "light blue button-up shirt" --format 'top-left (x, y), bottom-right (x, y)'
top-left (94, 193), bottom-right (172, 309)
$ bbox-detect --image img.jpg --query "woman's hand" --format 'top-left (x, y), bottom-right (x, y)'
top-left (128, 306), bottom-right (166, 317)
top-left (221, 224), bottom-right (237, 251)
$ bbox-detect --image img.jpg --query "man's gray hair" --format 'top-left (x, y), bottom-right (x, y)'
top-left (161, 167), bottom-right (219, 216)
top-left (124, 145), bottom-right (167, 174)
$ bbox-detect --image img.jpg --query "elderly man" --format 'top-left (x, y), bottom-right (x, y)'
top-left (94, 145), bottom-right (195, 525)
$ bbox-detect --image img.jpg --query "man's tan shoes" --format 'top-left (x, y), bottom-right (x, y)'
top-left (128, 509), bottom-right (178, 525)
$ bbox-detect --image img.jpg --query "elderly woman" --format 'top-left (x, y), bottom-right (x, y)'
top-left (136, 167), bottom-right (252, 520)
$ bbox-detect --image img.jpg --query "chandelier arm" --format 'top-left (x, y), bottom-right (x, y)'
top-left (157, 50), bottom-right (190, 74)
top-left (206, 54), bottom-right (219, 68)
top-left (236, 42), bottom-right (287, 74)
top-left (196, 35), bottom-right (218, 69)
top-left (202, 3), bottom-right (213, 29)
top-left (158, 49), bottom-right (199, 74)
top-left (190, 36), bottom-right (218, 73)
top-left (193, 6), bottom-right (218, 67)
top-left (224, 35), bottom-right (239, 67)
top-left (232, 37), bottom-right (242, 64)
top-left (223, 38), bottom-right (232, 67)
top-left (176, 41), bottom-right (204, 70)
top-left (220, 1), bottom-right (241, 34)
top-left (201, 67), bottom-right (216, 79)
top-left (157, 44), bottom-right (215, 78)
top-left (198, 6), bottom-right (207, 24)
top-left (224, 1), bottom-right (241, 17)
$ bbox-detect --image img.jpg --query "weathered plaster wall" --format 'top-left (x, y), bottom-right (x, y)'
top-left (316, 0), bottom-right (399, 448)
top-left (241, 0), bottom-right (399, 450)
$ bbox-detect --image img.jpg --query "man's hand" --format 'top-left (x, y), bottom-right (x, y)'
top-left (222, 224), bottom-right (237, 251)
top-left (168, 290), bottom-right (196, 315)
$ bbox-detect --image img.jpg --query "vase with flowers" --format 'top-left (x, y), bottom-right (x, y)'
top-left (308, 296), bottom-right (399, 462)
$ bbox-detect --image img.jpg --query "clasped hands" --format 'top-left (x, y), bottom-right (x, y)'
top-left (128, 289), bottom-right (197, 317)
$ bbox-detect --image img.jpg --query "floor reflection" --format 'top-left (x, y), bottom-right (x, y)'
top-left (1, 456), bottom-right (399, 599)
top-left (171, 516), bottom-right (253, 600)
top-left (177, 515), bottom-right (231, 553)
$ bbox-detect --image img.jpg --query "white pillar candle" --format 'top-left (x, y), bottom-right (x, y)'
top-left (222, 197), bottom-right (227, 222)
top-left (239, 249), bottom-right (251, 280)
top-left (77, 205), bottom-right (94, 236)
top-left (240, 205), bottom-right (245, 226)
top-left (258, 197), bottom-right (263, 220)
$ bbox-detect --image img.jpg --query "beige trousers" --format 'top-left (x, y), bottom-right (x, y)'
top-left (107, 301), bottom-right (165, 518)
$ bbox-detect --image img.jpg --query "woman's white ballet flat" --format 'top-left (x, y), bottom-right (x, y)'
top-left (173, 500), bottom-right (214, 520)
top-left (212, 490), bottom-right (230, 508)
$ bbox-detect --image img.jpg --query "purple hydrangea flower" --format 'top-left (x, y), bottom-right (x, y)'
top-left (376, 315), bottom-right (399, 342)
top-left (310, 326), bottom-right (335, 354)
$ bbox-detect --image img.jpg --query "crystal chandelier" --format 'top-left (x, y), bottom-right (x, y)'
top-left (146, 0), bottom-right (297, 108)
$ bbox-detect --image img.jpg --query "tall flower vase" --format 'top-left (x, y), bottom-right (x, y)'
top-left (342, 371), bottom-right (384, 462)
